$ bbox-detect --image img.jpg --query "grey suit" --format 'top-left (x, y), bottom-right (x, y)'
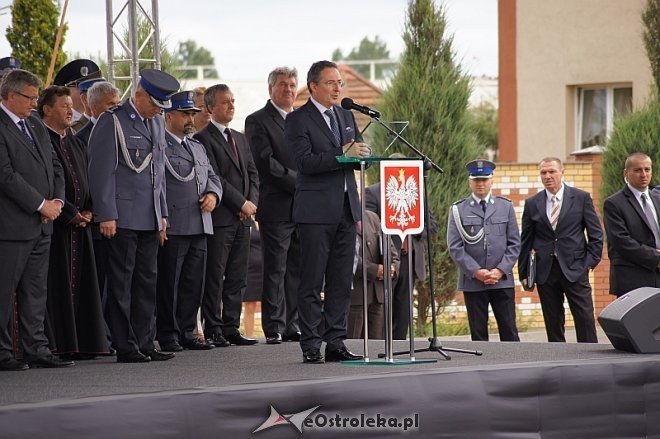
top-left (447, 195), bottom-right (520, 341)
top-left (157, 133), bottom-right (222, 344)
top-left (0, 108), bottom-right (65, 362)
top-left (87, 100), bottom-right (168, 356)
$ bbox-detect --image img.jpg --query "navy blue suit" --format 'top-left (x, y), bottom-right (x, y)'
top-left (285, 98), bottom-right (361, 353)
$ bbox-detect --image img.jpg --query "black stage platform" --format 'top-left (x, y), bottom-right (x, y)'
top-left (1, 340), bottom-right (659, 438)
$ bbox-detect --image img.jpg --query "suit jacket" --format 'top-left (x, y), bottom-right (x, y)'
top-left (75, 120), bottom-right (94, 145)
top-left (0, 109), bottom-right (64, 240)
top-left (519, 185), bottom-right (603, 285)
top-left (245, 100), bottom-right (297, 222)
top-left (447, 195), bottom-right (520, 291)
top-left (87, 100), bottom-right (168, 231)
top-left (193, 122), bottom-right (258, 227)
top-left (286, 99), bottom-right (361, 224)
top-left (603, 185), bottom-right (660, 296)
top-left (351, 210), bottom-right (399, 307)
top-left (163, 133), bottom-right (223, 236)
top-left (364, 182), bottom-right (438, 281)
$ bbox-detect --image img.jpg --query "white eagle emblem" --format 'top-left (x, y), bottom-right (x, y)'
top-left (385, 169), bottom-right (419, 228)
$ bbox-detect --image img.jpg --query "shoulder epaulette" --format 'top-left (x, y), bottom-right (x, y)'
top-left (496, 195), bottom-right (512, 202)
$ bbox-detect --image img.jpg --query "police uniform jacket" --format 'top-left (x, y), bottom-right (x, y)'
top-left (163, 133), bottom-right (222, 236)
top-left (88, 100), bottom-right (168, 231)
top-left (447, 195), bottom-right (520, 292)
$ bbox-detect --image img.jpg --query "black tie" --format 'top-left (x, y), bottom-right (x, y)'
top-left (224, 128), bottom-right (240, 163)
top-left (324, 109), bottom-right (341, 146)
top-left (18, 120), bottom-right (37, 151)
top-left (480, 199), bottom-right (487, 213)
top-left (181, 139), bottom-right (192, 155)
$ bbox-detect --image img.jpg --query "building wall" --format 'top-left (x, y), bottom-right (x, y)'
top-left (445, 158), bottom-right (615, 331)
top-left (500, 0), bottom-right (652, 163)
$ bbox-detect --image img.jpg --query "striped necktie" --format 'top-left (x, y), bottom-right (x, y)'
top-left (641, 193), bottom-right (660, 249)
top-left (324, 109), bottom-right (341, 146)
top-left (550, 195), bottom-right (560, 230)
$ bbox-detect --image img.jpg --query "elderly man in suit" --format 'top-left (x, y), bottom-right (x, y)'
top-left (194, 84), bottom-right (260, 347)
top-left (88, 69), bottom-right (179, 363)
top-left (156, 91), bottom-right (222, 352)
top-left (519, 157), bottom-right (603, 343)
top-left (285, 60), bottom-right (371, 363)
top-left (604, 152), bottom-right (660, 296)
top-left (245, 66), bottom-right (302, 345)
top-left (0, 69), bottom-right (73, 370)
top-left (448, 160), bottom-right (520, 341)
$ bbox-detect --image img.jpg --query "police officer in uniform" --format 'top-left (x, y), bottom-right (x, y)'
top-left (156, 91), bottom-right (222, 351)
top-left (447, 160), bottom-right (521, 342)
top-left (52, 59), bottom-right (101, 132)
top-left (88, 69), bottom-right (179, 363)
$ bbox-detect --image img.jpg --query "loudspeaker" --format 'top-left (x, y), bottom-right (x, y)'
top-left (598, 287), bottom-right (660, 353)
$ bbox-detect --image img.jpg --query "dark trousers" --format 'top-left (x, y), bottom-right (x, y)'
top-left (297, 197), bottom-right (356, 353)
top-left (463, 288), bottom-right (520, 342)
top-left (157, 234), bottom-right (207, 343)
top-left (260, 221), bottom-right (300, 336)
top-left (105, 228), bottom-right (159, 355)
top-left (92, 230), bottom-right (113, 349)
top-left (348, 301), bottom-right (384, 340)
top-left (537, 257), bottom-right (598, 343)
top-left (0, 235), bottom-right (53, 362)
top-left (202, 223), bottom-right (249, 337)
top-left (392, 252), bottom-right (412, 340)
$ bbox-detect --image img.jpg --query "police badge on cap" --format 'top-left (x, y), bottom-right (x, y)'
top-left (165, 91), bottom-right (201, 113)
top-left (466, 159), bottom-right (496, 179)
top-left (139, 69), bottom-right (180, 109)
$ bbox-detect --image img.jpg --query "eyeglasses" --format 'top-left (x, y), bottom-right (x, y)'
top-left (15, 90), bottom-right (39, 102)
top-left (318, 80), bottom-right (344, 89)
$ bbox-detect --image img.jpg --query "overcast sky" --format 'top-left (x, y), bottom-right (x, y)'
top-left (0, 0), bottom-right (498, 80)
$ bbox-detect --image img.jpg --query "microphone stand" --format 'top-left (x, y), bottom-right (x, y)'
top-left (370, 116), bottom-right (482, 360)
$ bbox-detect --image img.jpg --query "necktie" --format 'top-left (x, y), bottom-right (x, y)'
top-left (480, 199), bottom-right (487, 213)
top-left (641, 193), bottom-right (660, 249)
top-left (224, 128), bottom-right (239, 163)
top-left (324, 109), bottom-right (341, 146)
top-left (550, 195), bottom-right (560, 230)
top-left (181, 139), bottom-right (192, 155)
top-left (18, 120), bottom-right (37, 151)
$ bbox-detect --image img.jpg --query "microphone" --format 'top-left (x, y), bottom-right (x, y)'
top-left (341, 97), bottom-right (381, 119)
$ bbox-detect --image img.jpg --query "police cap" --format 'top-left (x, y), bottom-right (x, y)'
top-left (139, 69), bottom-right (180, 109)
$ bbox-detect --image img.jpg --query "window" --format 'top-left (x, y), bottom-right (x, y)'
top-left (576, 85), bottom-right (632, 149)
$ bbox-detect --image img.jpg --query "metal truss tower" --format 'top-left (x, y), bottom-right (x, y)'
top-left (105, 0), bottom-right (161, 98)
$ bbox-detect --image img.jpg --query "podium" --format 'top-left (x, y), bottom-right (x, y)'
top-left (337, 155), bottom-right (437, 365)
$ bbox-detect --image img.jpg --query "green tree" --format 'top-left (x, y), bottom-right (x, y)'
top-left (468, 102), bottom-right (498, 157)
top-left (175, 39), bottom-right (218, 79)
top-left (642, 0), bottom-right (660, 97)
top-left (6, 0), bottom-right (67, 81)
top-left (332, 35), bottom-right (395, 79)
top-left (600, 99), bottom-right (660, 208)
top-left (373, 0), bottom-right (482, 335)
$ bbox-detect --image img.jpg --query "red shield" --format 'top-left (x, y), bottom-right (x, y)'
top-left (380, 160), bottom-right (425, 240)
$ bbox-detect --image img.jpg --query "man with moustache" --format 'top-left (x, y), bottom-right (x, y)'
top-left (88, 69), bottom-right (179, 363)
top-left (156, 91), bottom-right (222, 352)
top-left (245, 67), bottom-right (302, 345)
top-left (194, 84), bottom-right (260, 347)
top-left (38, 86), bottom-right (107, 358)
top-left (0, 69), bottom-right (71, 370)
top-left (518, 157), bottom-right (603, 343)
top-left (603, 152), bottom-right (660, 296)
top-left (285, 60), bottom-right (371, 363)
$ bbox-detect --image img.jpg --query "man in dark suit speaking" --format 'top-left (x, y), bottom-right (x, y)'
top-left (0, 69), bottom-right (73, 370)
top-left (603, 153), bottom-right (660, 296)
top-left (285, 60), bottom-right (371, 363)
top-left (519, 157), bottom-right (603, 343)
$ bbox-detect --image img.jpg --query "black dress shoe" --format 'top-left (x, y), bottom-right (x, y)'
top-left (226, 333), bottom-right (259, 346)
top-left (117, 351), bottom-right (150, 363)
top-left (0, 358), bottom-right (28, 371)
top-left (325, 346), bottom-right (363, 362)
top-left (302, 348), bottom-right (324, 364)
top-left (266, 333), bottom-right (282, 344)
top-left (282, 331), bottom-right (301, 342)
top-left (159, 340), bottom-right (184, 352)
top-left (206, 333), bottom-right (230, 347)
top-left (28, 355), bottom-right (75, 368)
top-left (143, 350), bottom-right (175, 361)
top-left (181, 338), bottom-right (214, 350)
